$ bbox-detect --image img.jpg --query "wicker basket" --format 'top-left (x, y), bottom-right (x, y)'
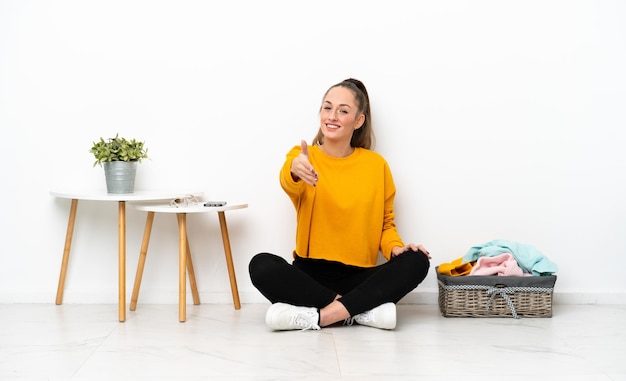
top-left (437, 268), bottom-right (557, 318)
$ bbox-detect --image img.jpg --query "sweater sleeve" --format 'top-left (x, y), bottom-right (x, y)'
top-left (379, 161), bottom-right (404, 259)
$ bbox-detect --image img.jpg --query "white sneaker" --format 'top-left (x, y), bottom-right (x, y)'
top-left (265, 303), bottom-right (321, 331)
top-left (347, 302), bottom-right (396, 330)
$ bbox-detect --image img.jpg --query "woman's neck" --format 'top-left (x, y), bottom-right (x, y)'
top-left (319, 141), bottom-right (354, 158)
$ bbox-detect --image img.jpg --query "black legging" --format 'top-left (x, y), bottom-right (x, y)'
top-left (248, 250), bottom-right (430, 316)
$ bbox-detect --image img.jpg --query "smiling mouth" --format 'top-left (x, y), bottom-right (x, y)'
top-left (326, 124), bottom-right (340, 130)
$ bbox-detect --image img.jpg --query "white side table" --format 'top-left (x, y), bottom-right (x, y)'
top-left (50, 190), bottom-right (202, 322)
top-left (130, 202), bottom-right (248, 322)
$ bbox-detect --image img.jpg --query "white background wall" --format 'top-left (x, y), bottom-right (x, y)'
top-left (1, 0), bottom-right (624, 305)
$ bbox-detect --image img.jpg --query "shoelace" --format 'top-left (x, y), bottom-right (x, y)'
top-left (291, 313), bottom-right (321, 331)
top-left (344, 310), bottom-right (371, 326)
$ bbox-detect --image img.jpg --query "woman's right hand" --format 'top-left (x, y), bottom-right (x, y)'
top-left (290, 140), bottom-right (319, 187)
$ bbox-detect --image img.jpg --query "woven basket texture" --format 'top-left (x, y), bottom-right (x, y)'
top-left (436, 269), bottom-right (557, 318)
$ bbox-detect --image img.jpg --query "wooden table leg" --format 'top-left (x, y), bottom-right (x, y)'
top-left (218, 211), bottom-right (241, 310)
top-left (177, 213), bottom-right (187, 322)
top-left (185, 237), bottom-right (201, 305)
top-left (118, 201), bottom-right (126, 322)
top-left (56, 199), bottom-right (79, 305)
top-left (130, 211), bottom-right (155, 311)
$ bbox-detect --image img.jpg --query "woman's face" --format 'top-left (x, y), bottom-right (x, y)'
top-left (319, 86), bottom-right (364, 144)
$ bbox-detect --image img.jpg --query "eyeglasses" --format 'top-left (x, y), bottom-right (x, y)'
top-left (169, 194), bottom-right (200, 208)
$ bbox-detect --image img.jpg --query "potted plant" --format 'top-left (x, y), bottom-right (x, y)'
top-left (90, 134), bottom-right (149, 194)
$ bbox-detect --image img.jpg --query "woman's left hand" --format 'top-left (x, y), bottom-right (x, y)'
top-left (391, 244), bottom-right (431, 259)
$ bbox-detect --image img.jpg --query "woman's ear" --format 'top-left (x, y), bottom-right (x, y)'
top-left (355, 113), bottom-right (365, 130)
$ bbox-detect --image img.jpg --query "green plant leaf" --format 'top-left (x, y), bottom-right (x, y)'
top-left (89, 133), bottom-right (149, 166)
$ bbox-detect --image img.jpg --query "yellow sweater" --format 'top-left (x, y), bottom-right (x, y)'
top-left (280, 145), bottom-right (404, 267)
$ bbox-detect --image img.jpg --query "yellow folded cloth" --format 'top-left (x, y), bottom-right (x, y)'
top-left (438, 257), bottom-right (475, 276)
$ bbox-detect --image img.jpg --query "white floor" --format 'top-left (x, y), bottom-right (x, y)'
top-left (1, 303), bottom-right (625, 381)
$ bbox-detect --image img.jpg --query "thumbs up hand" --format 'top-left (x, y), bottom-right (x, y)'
top-left (290, 140), bottom-right (318, 187)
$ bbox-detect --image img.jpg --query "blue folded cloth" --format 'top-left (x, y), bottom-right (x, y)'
top-left (462, 239), bottom-right (558, 276)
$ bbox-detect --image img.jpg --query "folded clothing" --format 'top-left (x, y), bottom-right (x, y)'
top-left (462, 239), bottom-right (558, 276)
top-left (469, 253), bottom-right (525, 277)
top-left (438, 257), bottom-right (474, 276)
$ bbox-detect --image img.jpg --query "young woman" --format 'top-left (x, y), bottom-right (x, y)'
top-left (249, 78), bottom-right (431, 330)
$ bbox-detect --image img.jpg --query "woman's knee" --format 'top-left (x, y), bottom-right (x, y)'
top-left (398, 249), bottom-right (431, 283)
top-left (248, 252), bottom-right (286, 282)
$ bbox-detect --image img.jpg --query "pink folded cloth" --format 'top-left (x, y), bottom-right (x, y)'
top-left (469, 253), bottom-right (524, 276)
